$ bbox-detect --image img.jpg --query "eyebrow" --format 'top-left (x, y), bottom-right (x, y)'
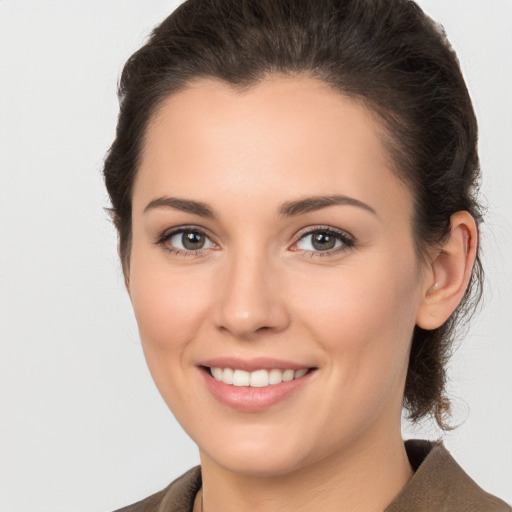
top-left (144, 197), bottom-right (216, 218)
top-left (143, 193), bottom-right (377, 219)
top-left (278, 194), bottom-right (377, 217)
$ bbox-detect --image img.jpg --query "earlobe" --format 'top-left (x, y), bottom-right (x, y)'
top-left (416, 211), bottom-right (478, 330)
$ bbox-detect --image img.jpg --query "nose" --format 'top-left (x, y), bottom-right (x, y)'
top-left (214, 250), bottom-right (290, 340)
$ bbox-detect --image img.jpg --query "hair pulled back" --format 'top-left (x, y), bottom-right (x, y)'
top-left (103, 0), bottom-right (483, 427)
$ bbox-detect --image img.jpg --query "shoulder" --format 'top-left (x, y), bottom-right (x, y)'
top-left (112, 466), bottom-right (202, 512)
top-left (386, 439), bottom-right (511, 512)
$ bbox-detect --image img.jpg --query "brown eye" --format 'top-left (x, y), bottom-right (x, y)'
top-left (166, 229), bottom-right (216, 252)
top-left (294, 228), bottom-right (354, 254)
top-left (182, 231), bottom-right (206, 250)
top-left (311, 232), bottom-right (336, 251)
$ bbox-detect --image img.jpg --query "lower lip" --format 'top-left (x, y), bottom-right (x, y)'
top-left (201, 369), bottom-right (315, 413)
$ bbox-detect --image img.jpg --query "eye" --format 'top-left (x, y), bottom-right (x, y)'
top-left (292, 227), bottom-right (355, 254)
top-left (157, 227), bottom-right (217, 255)
top-left (170, 230), bottom-right (214, 251)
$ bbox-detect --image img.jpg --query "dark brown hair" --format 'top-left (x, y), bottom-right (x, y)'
top-left (103, 0), bottom-right (483, 427)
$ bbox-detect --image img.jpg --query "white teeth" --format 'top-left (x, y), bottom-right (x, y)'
top-left (232, 369), bottom-right (250, 387)
top-left (268, 368), bottom-right (283, 385)
top-left (222, 367), bottom-right (234, 385)
top-left (250, 369), bottom-right (269, 388)
top-left (210, 367), bottom-right (309, 387)
top-left (212, 367), bottom-right (223, 380)
top-left (294, 369), bottom-right (308, 379)
top-left (282, 369), bottom-right (294, 382)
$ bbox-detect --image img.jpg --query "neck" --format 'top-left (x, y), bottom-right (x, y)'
top-left (199, 431), bottom-right (413, 512)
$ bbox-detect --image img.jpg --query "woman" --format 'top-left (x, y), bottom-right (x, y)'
top-left (103, 0), bottom-right (510, 510)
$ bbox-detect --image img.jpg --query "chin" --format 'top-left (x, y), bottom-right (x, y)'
top-left (207, 449), bottom-right (307, 477)
top-left (196, 425), bottom-right (327, 478)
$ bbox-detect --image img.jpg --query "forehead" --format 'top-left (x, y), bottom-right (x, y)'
top-left (135, 76), bottom-right (412, 221)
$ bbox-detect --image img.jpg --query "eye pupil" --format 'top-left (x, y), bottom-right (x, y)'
top-left (182, 231), bottom-right (205, 250)
top-left (312, 232), bottom-right (336, 251)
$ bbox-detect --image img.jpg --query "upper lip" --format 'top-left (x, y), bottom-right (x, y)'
top-left (199, 357), bottom-right (314, 372)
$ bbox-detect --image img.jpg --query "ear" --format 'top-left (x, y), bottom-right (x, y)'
top-left (416, 211), bottom-right (478, 330)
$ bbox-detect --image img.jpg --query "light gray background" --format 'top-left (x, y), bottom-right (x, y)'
top-left (0, 1), bottom-right (511, 511)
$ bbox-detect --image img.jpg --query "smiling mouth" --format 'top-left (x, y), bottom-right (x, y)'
top-left (206, 367), bottom-right (311, 388)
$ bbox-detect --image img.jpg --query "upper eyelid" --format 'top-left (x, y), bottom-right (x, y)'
top-left (294, 225), bottom-right (355, 242)
top-left (156, 225), bottom-right (215, 243)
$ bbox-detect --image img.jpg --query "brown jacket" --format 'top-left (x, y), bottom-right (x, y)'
top-left (114, 440), bottom-right (511, 512)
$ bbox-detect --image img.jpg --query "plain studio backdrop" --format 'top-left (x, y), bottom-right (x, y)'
top-left (0, 1), bottom-right (511, 511)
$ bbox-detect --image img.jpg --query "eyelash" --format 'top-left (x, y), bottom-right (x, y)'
top-left (155, 225), bottom-right (356, 258)
top-left (292, 226), bottom-right (356, 257)
top-left (155, 225), bottom-right (217, 258)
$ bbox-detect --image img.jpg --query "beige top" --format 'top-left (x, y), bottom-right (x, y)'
top-left (114, 440), bottom-right (511, 512)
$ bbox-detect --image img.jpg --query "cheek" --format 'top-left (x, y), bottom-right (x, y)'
top-left (292, 254), bottom-right (420, 399)
top-left (295, 259), bottom-right (417, 335)
top-left (128, 249), bottom-right (213, 363)
top-left (128, 259), bottom-right (216, 419)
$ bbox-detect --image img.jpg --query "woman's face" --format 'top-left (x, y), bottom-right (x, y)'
top-left (129, 77), bottom-right (430, 476)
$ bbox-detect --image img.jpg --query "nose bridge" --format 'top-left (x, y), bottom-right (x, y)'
top-left (215, 242), bottom-right (288, 338)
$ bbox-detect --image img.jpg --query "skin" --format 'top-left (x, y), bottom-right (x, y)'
top-left (127, 76), bottom-right (477, 512)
